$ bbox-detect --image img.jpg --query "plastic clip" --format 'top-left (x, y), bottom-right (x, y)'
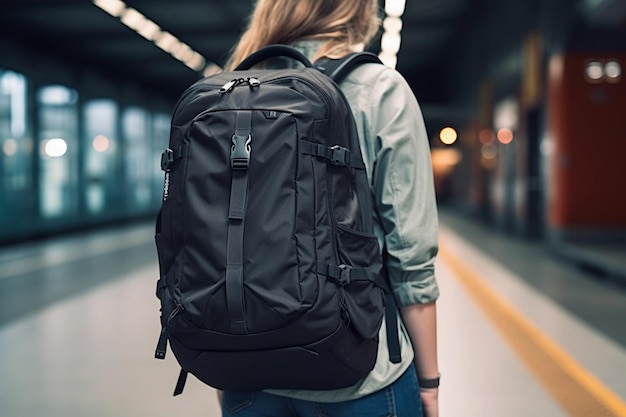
top-left (161, 149), bottom-right (174, 171)
top-left (338, 264), bottom-right (352, 286)
top-left (330, 145), bottom-right (350, 166)
top-left (231, 135), bottom-right (251, 169)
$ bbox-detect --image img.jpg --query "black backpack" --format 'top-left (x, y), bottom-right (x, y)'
top-left (154, 45), bottom-right (400, 395)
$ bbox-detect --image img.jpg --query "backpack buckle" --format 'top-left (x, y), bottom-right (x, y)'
top-left (161, 149), bottom-right (174, 171)
top-left (338, 264), bottom-right (352, 286)
top-left (330, 145), bottom-right (350, 166)
top-left (231, 134), bottom-right (252, 169)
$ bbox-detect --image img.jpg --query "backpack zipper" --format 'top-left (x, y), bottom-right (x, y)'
top-left (219, 77), bottom-right (261, 93)
top-left (154, 302), bottom-right (184, 360)
top-left (267, 75), bottom-right (342, 265)
top-left (296, 76), bottom-right (342, 265)
top-left (183, 74), bottom-right (344, 266)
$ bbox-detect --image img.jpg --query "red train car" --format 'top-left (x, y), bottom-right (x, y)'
top-left (547, 51), bottom-right (626, 242)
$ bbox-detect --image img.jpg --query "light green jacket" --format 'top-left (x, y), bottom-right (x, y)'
top-left (267, 42), bottom-right (440, 402)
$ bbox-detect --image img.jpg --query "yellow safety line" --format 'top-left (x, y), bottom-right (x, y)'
top-left (439, 244), bottom-right (626, 417)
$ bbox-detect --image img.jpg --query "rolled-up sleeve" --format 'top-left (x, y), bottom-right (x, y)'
top-left (366, 68), bottom-right (440, 306)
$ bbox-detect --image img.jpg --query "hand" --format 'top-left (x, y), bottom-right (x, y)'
top-left (420, 387), bottom-right (439, 417)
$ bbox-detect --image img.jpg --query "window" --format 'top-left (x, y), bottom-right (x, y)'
top-left (122, 107), bottom-right (151, 210)
top-left (83, 99), bottom-right (119, 214)
top-left (37, 84), bottom-right (79, 218)
top-left (152, 112), bottom-right (170, 205)
top-left (0, 70), bottom-right (33, 224)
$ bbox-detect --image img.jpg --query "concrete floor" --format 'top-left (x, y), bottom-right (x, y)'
top-left (1, 214), bottom-right (625, 416)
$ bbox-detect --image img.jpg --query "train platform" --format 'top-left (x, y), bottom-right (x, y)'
top-left (1, 210), bottom-right (625, 417)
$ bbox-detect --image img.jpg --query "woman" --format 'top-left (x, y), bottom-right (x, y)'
top-left (221, 0), bottom-right (440, 416)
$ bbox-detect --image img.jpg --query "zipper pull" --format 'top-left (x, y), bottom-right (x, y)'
top-left (219, 79), bottom-right (239, 94)
top-left (154, 303), bottom-right (184, 360)
top-left (220, 77), bottom-right (260, 93)
top-left (248, 77), bottom-right (260, 87)
top-left (168, 303), bottom-right (184, 323)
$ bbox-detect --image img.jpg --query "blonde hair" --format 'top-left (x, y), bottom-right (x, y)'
top-left (225, 0), bottom-right (381, 70)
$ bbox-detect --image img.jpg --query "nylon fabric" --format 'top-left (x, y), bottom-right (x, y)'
top-left (154, 45), bottom-right (390, 393)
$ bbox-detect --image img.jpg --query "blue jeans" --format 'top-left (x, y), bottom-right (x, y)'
top-left (222, 364), bottom-right (424, 417)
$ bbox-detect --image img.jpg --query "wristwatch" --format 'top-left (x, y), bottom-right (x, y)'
top-left (418, 374), bottom-right (440, 389)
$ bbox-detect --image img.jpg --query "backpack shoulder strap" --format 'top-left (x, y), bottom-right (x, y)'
top-left (317, 52), bottom-right (383, 84)
top-left (318, 52), bottom-right (402, 366)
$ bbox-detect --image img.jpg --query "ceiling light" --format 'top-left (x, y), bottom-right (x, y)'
top-left (379, 1), bottom-right (404, 69)
top-left (185, 53), bottom-right (206, 72)
top-left (93, 0), bottom-right (211, 74)
top-left (173, 44), bottom-right (194, 62)
top-left (43, 138), bottom-right (68, 158)
top-left (155, 32), bottom-right (182, 54)
top-left (604, 60), bottom-right (621, 81)
top-left (385, 0), bottom-right (406, 17)
top-left (381, 32), bottom-right (401, 54)
top-left (585, 61), bottom-right (603, 82)
top-left (439, 127), bottom-right (458, 145)
top-left (378, 50), bottom-right (397, 68)
top-left (494, 98), bottom-right (518, 130)
top-left (121, 8), bottom-right (147, 31)
top-left (383, 16), bottom-right (403, 33)
top-left (136, 20), bottom-right (161, 41)
top-left (497, 128), bottom-right (514, 144)
top-left (93, 0), bottom-right (126, 17)
top-left (38, 85), bottom-right (77, 105)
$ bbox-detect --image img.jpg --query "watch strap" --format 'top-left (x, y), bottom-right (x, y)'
top-left (418, 374), bottom-right (441, 389)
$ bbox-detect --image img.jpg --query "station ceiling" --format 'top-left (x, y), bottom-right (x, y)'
top-left (0, 0), bottom-right (474, 104)
top-left (2, 0), bottom-right (625, 128)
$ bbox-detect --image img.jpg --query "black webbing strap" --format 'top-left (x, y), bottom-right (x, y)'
top-left (225, 111), bottom-right (252, 335)
top-left (316, 259), bottom-right (401, 363)
top-left (381, 248), bottom-right (402, 363)
top-left (316, 52), bottom-right (400, 364)
top-left (316, 262), bottom-right (377, 286)
top-left (155, 274), bottom-right (166, 299)
top-left (300, 140), bottom-right (365, 169)
top-left (173, 368), bottom-right (188, 396)
top-left (385, 294), bottom-right (402, 363)
top-left (316, 52), bottom-right (382, 85)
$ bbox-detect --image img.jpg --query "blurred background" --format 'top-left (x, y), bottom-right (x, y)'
top-left (1, 0), bottom-right (625, 267)
top-left (1, 1), bottom-right (625, 416)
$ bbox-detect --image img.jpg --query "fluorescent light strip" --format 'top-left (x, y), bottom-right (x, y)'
top-left (120, 7), bottom-right (146, 31)
top-left (93, 0), bottom-right (218, 74)
top-left (379, 0), bottom-right (405, 68)
top-left (385, 0), bottom-right (406, 17)
top-left (96, 0), bottom-right (397, 72)
top-left (93, 0), bottom-right (125, 17)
